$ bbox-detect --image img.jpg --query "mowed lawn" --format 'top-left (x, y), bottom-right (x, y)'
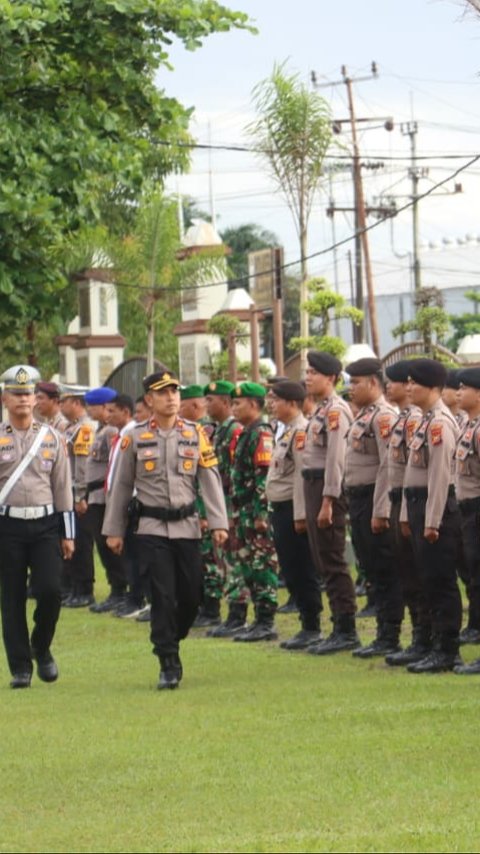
top-left (1, 585), bottom-right (480, 854)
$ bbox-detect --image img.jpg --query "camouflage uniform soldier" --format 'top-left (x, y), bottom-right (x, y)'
top-left (344, 358), bottom-right (403, 659)
top-left (60, 386), bottom-right (96, 607)
top-left (230, 382), bottom-right (278, 642)
top-left (202, 380), bottom-right (251, 636)
top-left (0, 366), bottom-right (75, 689)
top-left (454, 367), bottom-right (480, 674)
top-left (103, 369), bottom-right (228, 690)
top-left (400, 358), bottom-right (462, 673)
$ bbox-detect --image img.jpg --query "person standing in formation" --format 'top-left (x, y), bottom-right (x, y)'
top-left (35, 382), bottom-right (69, 433)
top-left (103, 368), bottom-right (228, 690)
top-left (400, 358), bottom-right (462, 673)
top-left (0, 365), bottom-right (75, 689)
top-left (266, 380), bottom-right (321, 650)
top-left (344, 358), bottom-right (403, 659)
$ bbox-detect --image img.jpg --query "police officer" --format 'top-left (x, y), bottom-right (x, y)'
top-left (103, 368), bottom-right (228, 690)
top-left (202, 380), bottom-right (249, 636)
top-left (84, 387), bottom-right (129, 613)
top-left (344, 357), bottom-right (403, 658)
top-left (453, 368), bottom-right (480, 673)
top-left (266, 380), bottom-right (321, 649)
top-left (383, 361), bottom-right (429, 666)
top-left (230, 382), bottom-right (279, 642)
top-left (400, 358), bottom-right (462, 673)
top-left (35, 381), bottom-right (68, 433)
top-left (60, 386), bottom-right (96, 607)
top-left (296, 352), bottom-right (359, 655)
top-left (0, 365), bottom-right (74, 688)
top-left (442, 369), bottom-right (468, 431)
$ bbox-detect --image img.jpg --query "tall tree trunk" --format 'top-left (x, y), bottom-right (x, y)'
top-left (299, 219), bottom-right (309, 377)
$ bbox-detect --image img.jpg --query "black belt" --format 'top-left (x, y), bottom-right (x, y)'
top-left (270, 499), bottom-right (292, 510)
top-left (404, 485), bottom-right (455, 501)
top-left (302, 468), bottom-right (325, 481)
top-left (388, 487), bottom-right (403, 504)
top-left (139, 501), bottom-right (197, 522)
top-left (345, 483), bottom-right (375, 498)
top-left (86, 478), bottom-right (105, 498)
top-left (458, 495), bottom-right (480, 513)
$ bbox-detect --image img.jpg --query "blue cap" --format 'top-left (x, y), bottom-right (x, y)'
top-left (84, 387), bottom-right (117, 405)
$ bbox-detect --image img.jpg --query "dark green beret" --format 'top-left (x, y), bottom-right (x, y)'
top-left (346, 357), bottom-right (383, 377)
top-left (457, 368), bottom-right (480, 390)
top-left (232, 382), bottom-right (266, 400)
top-left (307, 351), bottom-right (342, 376)
top-left (385, 360), bottom-right (411, 383)
top-left (408, 358), bottom-right (447, 388)
top-left (203, 380), bottom-right (235, 396)
top-left (180, 384), bottom-right (205, 400)
top-left (271, 380), bottom-right (306, 402)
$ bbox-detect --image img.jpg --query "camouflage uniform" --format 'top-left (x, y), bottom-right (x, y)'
top-left (231, 419), bottom-right (278, 621)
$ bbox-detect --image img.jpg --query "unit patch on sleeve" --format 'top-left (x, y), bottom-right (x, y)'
top-left (120, 436), bottom-right (131, 451)
top-left (430, 424), bottom-right (443, 446)
top-left (294, 430), bottom-right (306, 450)
top-left (197, 425), bottom-right (218, 468)
top-left (378, 415), bottom-right (392, 440)
top-left (327, 410), bottom-right (340, 431)
top-left (254, 432), bottom-right (273, 466)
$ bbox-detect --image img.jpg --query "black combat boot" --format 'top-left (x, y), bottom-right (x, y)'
top-left (192, 596), bottom-right (221, 629)
top-left (385, 625), bottom-right (431, 667)
top-left (353, 621), bottom-right (401, 659)
top-left (234, 610), bottom-right (278, 643)
top-left (158, 654), bottom-right (182, 690)
top-left (277, 594), bottom-right (298, 614)
top-left (309, 614), bottom-right (360, 656)
top-left (407, 638), bottom-right (460, 674)
top-left (207, 602), bottom-right (248, 637)
top-left (454, 657), bottom-right (480, 675)
top-left (280, 628), bottom-right (321, 650)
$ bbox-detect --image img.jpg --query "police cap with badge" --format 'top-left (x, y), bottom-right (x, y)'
top-left (143, 370), bottom-right (180, 393)
top-left (1, 365), bottom-right (40, 394)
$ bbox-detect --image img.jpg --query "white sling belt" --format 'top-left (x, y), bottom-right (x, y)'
top-left (0, 425), bottom-right (50, 507)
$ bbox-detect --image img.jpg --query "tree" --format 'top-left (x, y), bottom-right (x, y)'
top-left (0, 0), bottom-right (250, 363)
top-left (392, 287), bottom-right (451, 356)
top-left (447, 290), bottom-right (480, 352)
top-left (289, 277), bottom-right (363, 359)
top-left (248, 63), bottom-right (333, 371)
top-left (220, 223), bottom-right (279, 288)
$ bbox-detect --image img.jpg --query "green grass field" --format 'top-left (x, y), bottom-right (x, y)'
top-left (1, 584), bottom-right (480, 854)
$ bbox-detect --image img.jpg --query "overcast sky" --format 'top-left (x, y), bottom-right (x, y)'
top-left (162, 0), bottom-right (480, 297)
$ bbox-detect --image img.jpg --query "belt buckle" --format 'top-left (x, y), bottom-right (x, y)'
top-left (24, 507), bottom-right (36, 520)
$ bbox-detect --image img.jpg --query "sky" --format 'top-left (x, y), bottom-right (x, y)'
top-left (161, 0), bottom-right (480, 300)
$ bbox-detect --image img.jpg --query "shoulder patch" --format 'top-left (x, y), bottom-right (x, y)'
top-left (120, 436), bottom-right (131, 451)
top-left (430, 423), bottom-right (443, 446)
top-left (378, 415), bottom-right (392, 440)
top-left (295, 430), bottom-right (306, 450)
top-left (197, 424), bottom-right (218, 468)
top-left (254, 431), bottom-right (273, 466)
top-left (328, 409), bottom-right (340, 431)
top-left (73, 425), bottom-right (93, 456)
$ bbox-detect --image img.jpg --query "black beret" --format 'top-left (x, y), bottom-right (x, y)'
top-left (445, 369), bottom-right (461, 390)
top-left (265, 375), bottom-right (289, 388)
top-left (35, 381), bottom-right (60, 398)
top-left (385, 360), bottom-right (411, 383)
top-left (271, 380), bottom-right (306, 402)
top-left (346, 357), bottom-right (383, 377)
top-left (457, 368), bottom-right (480, 390)
top-left (408, 358), bottom-right (447, 388)
top-left (307, 351), bottom-right (342, 376)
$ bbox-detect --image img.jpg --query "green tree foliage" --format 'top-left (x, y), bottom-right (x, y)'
top-left (392, 287), bottom-right (451, 357)
top-left (0, 0), bottom-right (250, 364)
top-left (289, 277), bottom-right (363, 358)
top-left (447, 289), bottom-right (480, 352)
top-left (220, 223), bottom-right (279, 288)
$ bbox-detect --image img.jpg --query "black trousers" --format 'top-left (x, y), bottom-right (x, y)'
top-left (407, 492), bottom-right (462, 650)
top-left (389, 495), bottom-right (429, 630)
top-left (0, 515), bottom-right (63, 674)
top-left (68, 510), bottom-right (95, 595)
top-left (86, 503), bottom-right (127, 594)
top-left (348, 486), bottom-right (403, 626)
top-left (458, 498), bottom-right (480, 630)
top-left (270, 500), bottom-right (321, 631)
top-left (136, 535), bottom-right (203, 658)
top-left (304, 477), bottom-right (356, 616)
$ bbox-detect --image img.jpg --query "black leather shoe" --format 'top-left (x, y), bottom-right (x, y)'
top-left (10, 672), bottom-right (32, 689)
top-left (459, 627), bottom-right (480, 645)
top-left (33, 650), bottom-right (58, 683)
top-left (309, 631), bottom-right (361, 655)
top-left (280, 629), bottom-right (321, 650)
top-left (64, 594), bottom-right (95, 608)
top-left (234, 622), bottom-right (278, 642)
top-left (277, 597), bottom-right (298, 615)
top-left (158, 655), bottom-right (181, 690)
top-left (89, 594), bottom-right (125, 614)
top-left (353, 638), bottom-right (401, 659)
top-left (385, 645), bottom-right (431, 667)
top-left (207, 619), bottom-right (247, 637)
top-left (454, 658), bottom-right (480, 675)
top-left (407, 650), bottom-right (458, 673)
top-left (192, 612), bottom-right (221, 629)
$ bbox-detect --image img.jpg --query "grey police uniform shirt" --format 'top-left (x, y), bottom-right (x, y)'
top-left (400, 398), bottom-right (459, 529)
top-left (49, 411), bottom-right (69, 434)
top-left (455, 416), bottom-right (480, 501)
top-left (65, 413), bottom-right (95, 503)
top-left (0, 420), bottom-right (73, 511)
top-left (266, 412), bottom-right (307, 517)
top-left (102, 417), bottom-right (228, 540)
top-left (345, 395), bottom-right (397, 519)
top-left (86, 423), bottom-right (117, 506)
top-left (386, 404), bottom-right (422, 492)
top-left (299, 393), bottom-right (353, 501)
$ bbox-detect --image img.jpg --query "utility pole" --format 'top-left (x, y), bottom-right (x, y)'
top-left (342, 64), bottom-right (380, 356)
top-left (401, 121), bottom-right (423, 292)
